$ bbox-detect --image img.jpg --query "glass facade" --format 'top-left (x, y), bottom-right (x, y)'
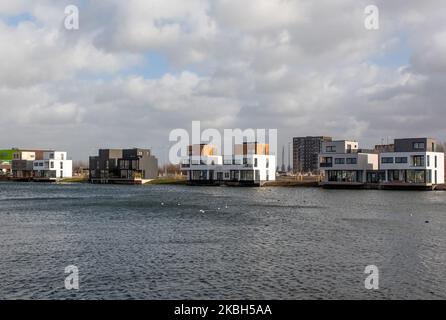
top-left (406, 170), bottom-right (430, 184)
top-left (327, 170), bottom-right (362, 183)
top-left (412, 155), bottom-right (425, 167)
top-left (386, 169), bottom-right (432, 184)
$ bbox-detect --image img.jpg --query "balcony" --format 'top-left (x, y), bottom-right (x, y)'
top-left (319, 163), bottom-right (333, 168)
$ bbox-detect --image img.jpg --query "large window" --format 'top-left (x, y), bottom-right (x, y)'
top-left (335, 158), bottom-right (345, 164)
top-left (367, 171), bottom-right (385, 183)
top-left (326, 146), bottom-right (336, 152)
top-left (388, 170), bottom-right (403, 181)
top-left (388, 170), bottom-right (396, 181)
top-left (320, 157), bottom-right (333, 167)
top-left (413, 142), bottom-right (425, 150)
top-left (346, 158), bottom-right (357, 164)
top-left (406, 170), bottom-right (427, 184)
top-left (191, 170), bottom-right (208, 180)
top-left (395, 157), bottom-right (407, 164)
top-left (327, 170), bottom-right (361, 183)
top-left (240, 170), bottom-right (254, 181)
top-left (382, 157), bottom-right (394, 164)
top-left (412, 155), bottom-right (425, 167)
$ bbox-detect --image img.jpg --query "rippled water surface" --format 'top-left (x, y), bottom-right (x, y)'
top-left (1, 182), bottom-right (446, 299)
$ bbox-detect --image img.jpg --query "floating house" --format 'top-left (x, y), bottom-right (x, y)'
top-left (318, 140), bottom-right (379, 188)
top-left (181, 142), bottom-right (276, 186)
top-left (33, 151), bottom-right (73, 180)
top-left (318, 137), bottom-right (445, 190)
top-left (380, 138), bottom-right (445, 189)
top-left (89, 148), bottom-right (158, 184)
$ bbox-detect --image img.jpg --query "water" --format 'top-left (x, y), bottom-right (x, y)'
top-left (1, 182), bottom-right (446, 299)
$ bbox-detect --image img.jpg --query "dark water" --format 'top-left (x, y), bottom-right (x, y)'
top-left (1, 182), bottom-right (446, 299)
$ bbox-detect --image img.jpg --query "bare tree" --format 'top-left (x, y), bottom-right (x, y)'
top-left (73, 160), bottom-right (89, 177)
top-left (158, 164), bottom-right (182, 177)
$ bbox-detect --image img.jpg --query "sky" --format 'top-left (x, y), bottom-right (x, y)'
top-left (0, 0), bottom-right (446, 164)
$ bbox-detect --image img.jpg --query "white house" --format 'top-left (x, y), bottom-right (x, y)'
top-left (319, 140), bottom-right (379, 186)
top-left (380, 138), bottom-right (444, 188)
top-left (181, 143), bottom-right (276, 186)
top-left (33, 151), bottom-right (73, 180)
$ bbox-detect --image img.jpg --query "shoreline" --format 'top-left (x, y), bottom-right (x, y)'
top-left (2, 176), bottom-right (446, 191)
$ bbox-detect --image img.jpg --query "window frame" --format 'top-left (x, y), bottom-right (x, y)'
top-left (413, 142), bottom-right (425, 150)
top-left (382, 157), bottom-right (394, 164)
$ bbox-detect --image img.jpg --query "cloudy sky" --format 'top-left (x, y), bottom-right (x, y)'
top-left (0, 0), bottom-right (445, 164)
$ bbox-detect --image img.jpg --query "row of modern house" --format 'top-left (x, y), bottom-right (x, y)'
top-left (182, 137), bottom-right (445, 189)
top-left (0, 149), bottom-right (72, 181)
top-left (180, 142), bottom-right (276, 186)
top-left (318, 137), bottom-right (445, 190)
top-left (0, 148), bottom-right (159, 184)
top-left (0, 143), bottom-right (274, 186)
top-left (88, 148), bottom-right (158, 184)
top-left (1, 137), bottom-right (445, 189)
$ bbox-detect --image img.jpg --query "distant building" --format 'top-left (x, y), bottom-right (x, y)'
top-left (318, 137), bottom-right (445, 190)
top-left (318, 140), bottom-right (379, 186)
top-left (12, 149), bottom-right (46, 179)
top-left (33, 151), bottom-right (72, 180)
top-left (0, 149), bottom-right (15, 176)
top-left (380, 138), bottom-right (445, 188)
top-left (293, 136), bottom-right (332, 174)
top-left (89, 148), bottom-right (158, 184)
top-left (281, 145), bottom-right (286, 172)
top-left (181, 142), bottom-right (276, 186)
top-left (10, 149), bottom-right (72, 180)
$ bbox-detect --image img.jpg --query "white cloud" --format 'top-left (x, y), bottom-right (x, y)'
top-left (1, 0), bottom-right (446, 162)
top-left (0, 1), bottom-right (29, 15)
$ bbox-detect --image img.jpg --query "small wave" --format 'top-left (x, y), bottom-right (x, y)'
top-left (0, 196), bottom-right (87, 202)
